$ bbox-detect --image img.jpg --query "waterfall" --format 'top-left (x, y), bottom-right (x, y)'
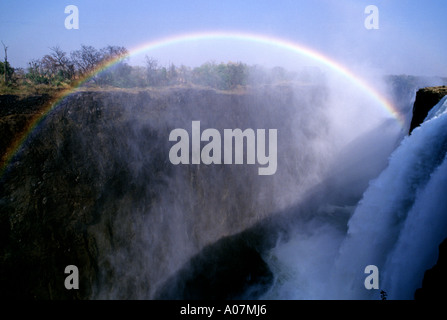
top-left (263, 96), bottom-right (447, 299)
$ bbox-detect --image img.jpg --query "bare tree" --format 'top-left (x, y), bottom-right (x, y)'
top-left (100, 45), bottom-right (128, 62)
top-left (48, 46), bottom-right (73, 79)
top-left (2, 41), bottom-right (9, 83)
top-left (70, 45), bottom-right (102, 75)
top-left (95, 45), bottom-right (131, 86)
top-left (30, 46), bottom-right (74, 84)
top-left (145, 56), bottom-right (159, 86)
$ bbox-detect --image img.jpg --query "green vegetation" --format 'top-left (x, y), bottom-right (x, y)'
top-left (0, 44), bottom-right (317, 95)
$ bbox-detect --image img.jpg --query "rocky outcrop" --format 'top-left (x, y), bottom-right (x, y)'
top-left (154, 226), bottom-right (275, 300)
top-left (409, 86), bottom-right (447, 133)
top-left (415, 239), bottom-right (447, 300)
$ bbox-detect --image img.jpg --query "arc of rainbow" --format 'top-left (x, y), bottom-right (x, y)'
top-left (1, 31), bottom-right (404, 176)
top-left (128, 31), bottom-right (403, 123)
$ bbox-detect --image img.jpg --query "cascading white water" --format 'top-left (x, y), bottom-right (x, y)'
top-left (263, 96), bottom-right (447, 300)
top-left (381, 96), bottom-right (447, 299)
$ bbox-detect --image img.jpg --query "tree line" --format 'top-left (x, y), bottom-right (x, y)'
top-left (1, 43), bottom-right (314, 91)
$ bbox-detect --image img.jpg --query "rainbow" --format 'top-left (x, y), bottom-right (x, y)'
top-left (1, 31), bottom-right (404, 175)
top-left (130, 31), bottom-right (404, 122)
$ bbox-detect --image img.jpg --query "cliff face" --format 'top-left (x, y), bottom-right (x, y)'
top-left (409, 86), bottom-right (447, 134)
top-left (0, 94), bottom-right (54, 167)
top-left (0, 85), bottom-right (328, 299)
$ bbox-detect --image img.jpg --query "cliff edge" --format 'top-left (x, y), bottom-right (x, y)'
top-left (409, 86), bottom-right (447, 134)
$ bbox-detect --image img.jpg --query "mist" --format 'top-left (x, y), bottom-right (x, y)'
top-left (2, 0), bottom-right (447, 302)
top-left (2, 42), bottom-right (446, 300)
top-left (85, 58), bottom-right (408, 299)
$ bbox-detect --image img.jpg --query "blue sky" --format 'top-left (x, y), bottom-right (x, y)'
top-left (1, 0), bottom-right (446, 76)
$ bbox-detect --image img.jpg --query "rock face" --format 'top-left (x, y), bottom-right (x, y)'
top-left (154, 224), bottom-right (276, 300)
top-left (0, 85), bottom-right (328, 299)
top-left (415, 239), bottom-right (447, 300)
top-left (0, 94), bottom-right (54, 167)
top-left (409, 86), bottom-right (447, 134)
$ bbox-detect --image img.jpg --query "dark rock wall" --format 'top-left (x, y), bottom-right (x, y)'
top-left (0, 86), bottom-right (328, 299)
top-left (409, 86), bottom-right (447, 134)
top-left (0, 94), bottom-right (54, 167)
top-left (415, 239), bottom-right (447, 300)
